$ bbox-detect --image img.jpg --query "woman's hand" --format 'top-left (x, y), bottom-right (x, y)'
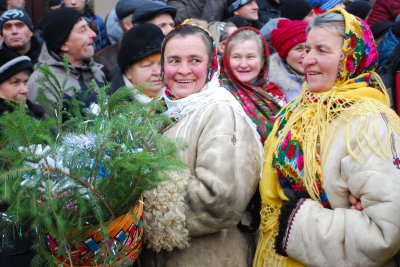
top-left (349, 193), bottom-right (363, 211)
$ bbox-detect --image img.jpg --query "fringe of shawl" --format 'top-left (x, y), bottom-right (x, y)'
top-left (255, 75), bottom-right (400, 266)
top-left (272, 75), bottom-right (399, 201)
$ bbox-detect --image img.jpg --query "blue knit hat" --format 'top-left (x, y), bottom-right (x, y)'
top-left (319, 0), bottom-right (343, 11)
top-left (0, 8), bottom-right (33, 33)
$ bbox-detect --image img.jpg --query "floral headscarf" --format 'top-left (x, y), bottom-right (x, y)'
top-left (163, 24), bottom-right (219, 100)
top-left (219, 27), bottom-right (286, 143)
top-left (254, 8), bottom-right (400, 267)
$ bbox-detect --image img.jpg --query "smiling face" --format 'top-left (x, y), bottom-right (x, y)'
top-left (60, 18), bottom-right (96, 66)
top-left (286, 42), bottom-right (306, 74)
top-left (1, 19), bottom-right (32, 54)
top-left (233, 0), bottom-right (259, 21)
top-left (163, 34), bottom-right (209, 99)
top-left (0, 70), bottom-right (30, 102)
top-left (303, 27), bottom-right (343, 92)
top-left (124, 53), bottom-right (163, 98)
top-left (228, 39), bottom-right (263, 84)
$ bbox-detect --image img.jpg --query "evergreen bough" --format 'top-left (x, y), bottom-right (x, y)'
top-left (0, 59), bottom-right (183, 266)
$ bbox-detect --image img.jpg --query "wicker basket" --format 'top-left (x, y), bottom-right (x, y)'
top-left (48, 198), bottom-right (144, 266)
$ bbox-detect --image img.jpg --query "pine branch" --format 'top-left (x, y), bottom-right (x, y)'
top-left (42, 166), bottom-right (116, 218)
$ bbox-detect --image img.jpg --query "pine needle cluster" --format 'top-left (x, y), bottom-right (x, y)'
top-left (0, 60), bottom-right (184, 266)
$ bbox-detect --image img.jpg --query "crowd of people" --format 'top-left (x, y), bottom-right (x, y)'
top-left (0, 0), bottom-right (399, 266)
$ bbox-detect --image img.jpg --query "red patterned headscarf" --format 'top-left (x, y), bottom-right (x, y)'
top-left (220, 27), bottom-right (286, 143)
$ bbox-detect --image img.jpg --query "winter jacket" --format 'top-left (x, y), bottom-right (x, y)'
top-left (165, 0), bottom-right (227, 24)
top-left (0, 36), bottom-right (42, 64)
top-left (268, 53), bottom-right (304, 102)
top-left (367, 0), bottom-right (400, 25)
top-left (27, 44), bottom-right (106, 117)
top-left (377, 29), bottom-right (400, 66)
top-left (141, 77), bottom-right (263, 267)
top-left (378, 44), bottom-right (400, 115)
top-left (281, 108), bottom-right (400, 266)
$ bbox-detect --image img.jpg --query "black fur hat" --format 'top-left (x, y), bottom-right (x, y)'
top-left (118, 23), bottom-right (165, 72)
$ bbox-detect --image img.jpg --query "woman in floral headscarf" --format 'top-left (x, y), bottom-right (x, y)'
top-left (254, 9), bottom-right (400, 267)
top-left (141, 24), bottom-right (263, 267)
top-left (220, 27), bottom-right (286, 143)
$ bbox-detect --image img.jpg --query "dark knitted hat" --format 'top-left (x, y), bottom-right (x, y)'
top-left (115, 0), bottom-right (142, 20)
top-left (0, 48), bottom-right (33, 83)
top-left (345, 0), bottom-right (372, 20)
top-left (227, 0), bottom-right (253, 15)
top-left (0, 8), bottom-right (33, 33)
top-left (40, 8), bottom-right (83, 54)
top-left (281, 0), bottom-right (312, 21)
top-left (118, 23), bottom-right (164, 72)
top-left (270, 19), bottom-right (308, 59)
top-left (133, 1), bottom-right (176, 24)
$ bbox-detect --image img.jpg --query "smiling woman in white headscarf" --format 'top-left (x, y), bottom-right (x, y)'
top-left (141, 24), bottom-right (263, 267)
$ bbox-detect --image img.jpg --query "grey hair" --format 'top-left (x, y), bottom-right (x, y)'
top-left (306, 12), bottom-right (345, 38)
top-left (226, 29), bottom-right (264, 58)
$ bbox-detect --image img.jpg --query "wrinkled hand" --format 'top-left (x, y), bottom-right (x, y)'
top-left (349, 193), bottom-right (363, 211)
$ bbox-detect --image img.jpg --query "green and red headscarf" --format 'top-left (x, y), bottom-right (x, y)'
top-left (220, 27), bottom-right (286, 143)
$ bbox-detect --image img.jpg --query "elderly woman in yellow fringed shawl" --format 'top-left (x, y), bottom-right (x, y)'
top-left (254, 8), bottom-right (400, 267)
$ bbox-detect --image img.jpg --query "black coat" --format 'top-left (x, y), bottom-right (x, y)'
top-left (257, 0), bottom-right (280, 24)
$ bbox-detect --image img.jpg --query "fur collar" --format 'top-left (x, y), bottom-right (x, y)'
top-left (268, 53), bottom-right (303, 96)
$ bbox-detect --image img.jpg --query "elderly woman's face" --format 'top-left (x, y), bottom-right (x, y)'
top-left (163, 34), bottom-right (209, 99)
top-left (229, 39), bottom-right (263, 84)
top-left (124, 54), bottom-right (163, 98)
top-left (303, 27), bottom-right (343, 92)
top-left (0, 71), bottom-right (29, 102)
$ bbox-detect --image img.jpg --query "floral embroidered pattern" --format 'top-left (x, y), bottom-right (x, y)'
top-left (272, 114), bottom-right (331, 209)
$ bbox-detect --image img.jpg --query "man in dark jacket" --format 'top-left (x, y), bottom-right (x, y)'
top-left (0, 8), bottom-right (41, 64)
top-left (226, 0), bottom-right (264, 29)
